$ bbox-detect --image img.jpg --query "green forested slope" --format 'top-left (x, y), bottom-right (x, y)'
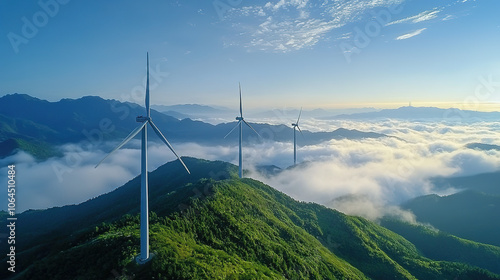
top-left (5, 158), bottom-right (499, 280)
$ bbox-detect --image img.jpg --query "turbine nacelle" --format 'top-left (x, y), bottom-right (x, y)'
top-left (236, 116), bottom-right (243, 121)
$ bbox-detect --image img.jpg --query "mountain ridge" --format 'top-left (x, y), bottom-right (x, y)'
top-left (0, 93), bottom-right (389, 159)
top-left (3, 157), bottom-right (499, 279)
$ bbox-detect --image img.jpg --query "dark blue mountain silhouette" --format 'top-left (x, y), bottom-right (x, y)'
top-left (0, 93), bottom-right (388, 158)
top-left (328, 106), bottom-right (500, 121)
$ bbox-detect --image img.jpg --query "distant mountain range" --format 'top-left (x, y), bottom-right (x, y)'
top-left (151, 103), bottom-right (232, 120)
top-left (153, 104), bottom-right (500, 123)
top-left (2, 158), bottom-right (498, 279)
top-left (327, 106), bottom-right (500, 121)
top-left (0, 94), bottom-right (388, 159)
top-left (402, 189), bottom-right (500, 247)
top-left (152, 104), bottom-right (378, 121)
top-left (251, 107), bottom-right (378, 120)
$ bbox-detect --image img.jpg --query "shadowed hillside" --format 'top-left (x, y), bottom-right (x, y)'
top-left (2, 158), bottom-right (498, 279)
top-left (402, 190), bottom-right (500, 247)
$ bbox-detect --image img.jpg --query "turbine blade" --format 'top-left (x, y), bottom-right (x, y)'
top-left (95, 122), bottom-right (147, 168)
top-left (243, 120), bottom-right (261, 138)
top-left (297, 125), bottom-right (304, 138)
top-left (149, 120), bottom-right (190, 174)
top-left (296, 107), bottom-right (302, 125)
top-left (239, 82), bottom-right (243, 118)
top-left (224, 121), bottom-right (241, 138)
top-left (146, 52), bottom-right (150, 118)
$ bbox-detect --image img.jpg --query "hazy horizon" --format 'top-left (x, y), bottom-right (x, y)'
top-left (5, 92), bottom-right (500, 113)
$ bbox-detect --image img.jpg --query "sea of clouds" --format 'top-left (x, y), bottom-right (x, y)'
top-left (2, 119), bottom-right (500, 222)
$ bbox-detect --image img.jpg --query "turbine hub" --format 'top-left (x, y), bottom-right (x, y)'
top-left (236, 116), bottom-right (243, 121)
top-left (136, 116), bottom-right (149, 123)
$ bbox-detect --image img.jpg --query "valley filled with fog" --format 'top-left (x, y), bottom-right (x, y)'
top-left (3, 116), bottom-right (499, 218)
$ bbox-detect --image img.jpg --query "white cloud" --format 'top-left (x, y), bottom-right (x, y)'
top-left (442, 14), bottom-right (456, 21)
top-left (396, 28), bottom-right (427, 40)
top-left (227, 0), bottom-right (405, 52)
top-left (265, 0), bottom-right (310, 11)
top-left (324, 0), bottom-right (404, 24)
top-left (336, 32), bottom-right (352, 40)
top-left (224, 0), bottom-right (478, 52)
top-left (387, 8), bottom-right (441, 26)
top-left (0, 140), bottom-right (241, 212)
top-left (329, 195), bottom-right (417, 223)
top-left (0, 149), bottom-right (135, 212)
top-left (248, 120), bottom-right (500, 221)
top-left (249, 18), bottom-right (341, 52)
top-left (4, 119), bottom-right (500, 224)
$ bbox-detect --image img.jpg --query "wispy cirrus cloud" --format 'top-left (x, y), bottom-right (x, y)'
top-left (396, 28), bottom-right (427, 40)
top-left (442, 15), bottom-right (456, 21)
top-left (248, 17), bottom-right (341, 52)
top-left (265, 0), bottom-right (310, 11)
top-left (385, 0), bottom-right (478, 41)
top-left (223, 0), bottom-right (478, 52)
top-left (226, 0), bottom-right (405, 52)
top-left (386, 8), bottom-right (441, 26)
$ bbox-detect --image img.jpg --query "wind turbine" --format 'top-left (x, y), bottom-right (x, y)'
top-left (291, 107), bottom-right (303, 166)
top-left (224, 83), bottom-right (260, 178)
top-left (95, 53), bottom-right (190, 264)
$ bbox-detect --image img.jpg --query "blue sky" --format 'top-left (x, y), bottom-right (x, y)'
top-left (1, 0), bottom-right (499, 110)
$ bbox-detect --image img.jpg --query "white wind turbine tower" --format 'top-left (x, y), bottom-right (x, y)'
top-left (224, 83), bottom-right (260, 178)
top-left (95, 53), bottom-right (190, 264)
top-left (291, 107), bottom-right (303, 166)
